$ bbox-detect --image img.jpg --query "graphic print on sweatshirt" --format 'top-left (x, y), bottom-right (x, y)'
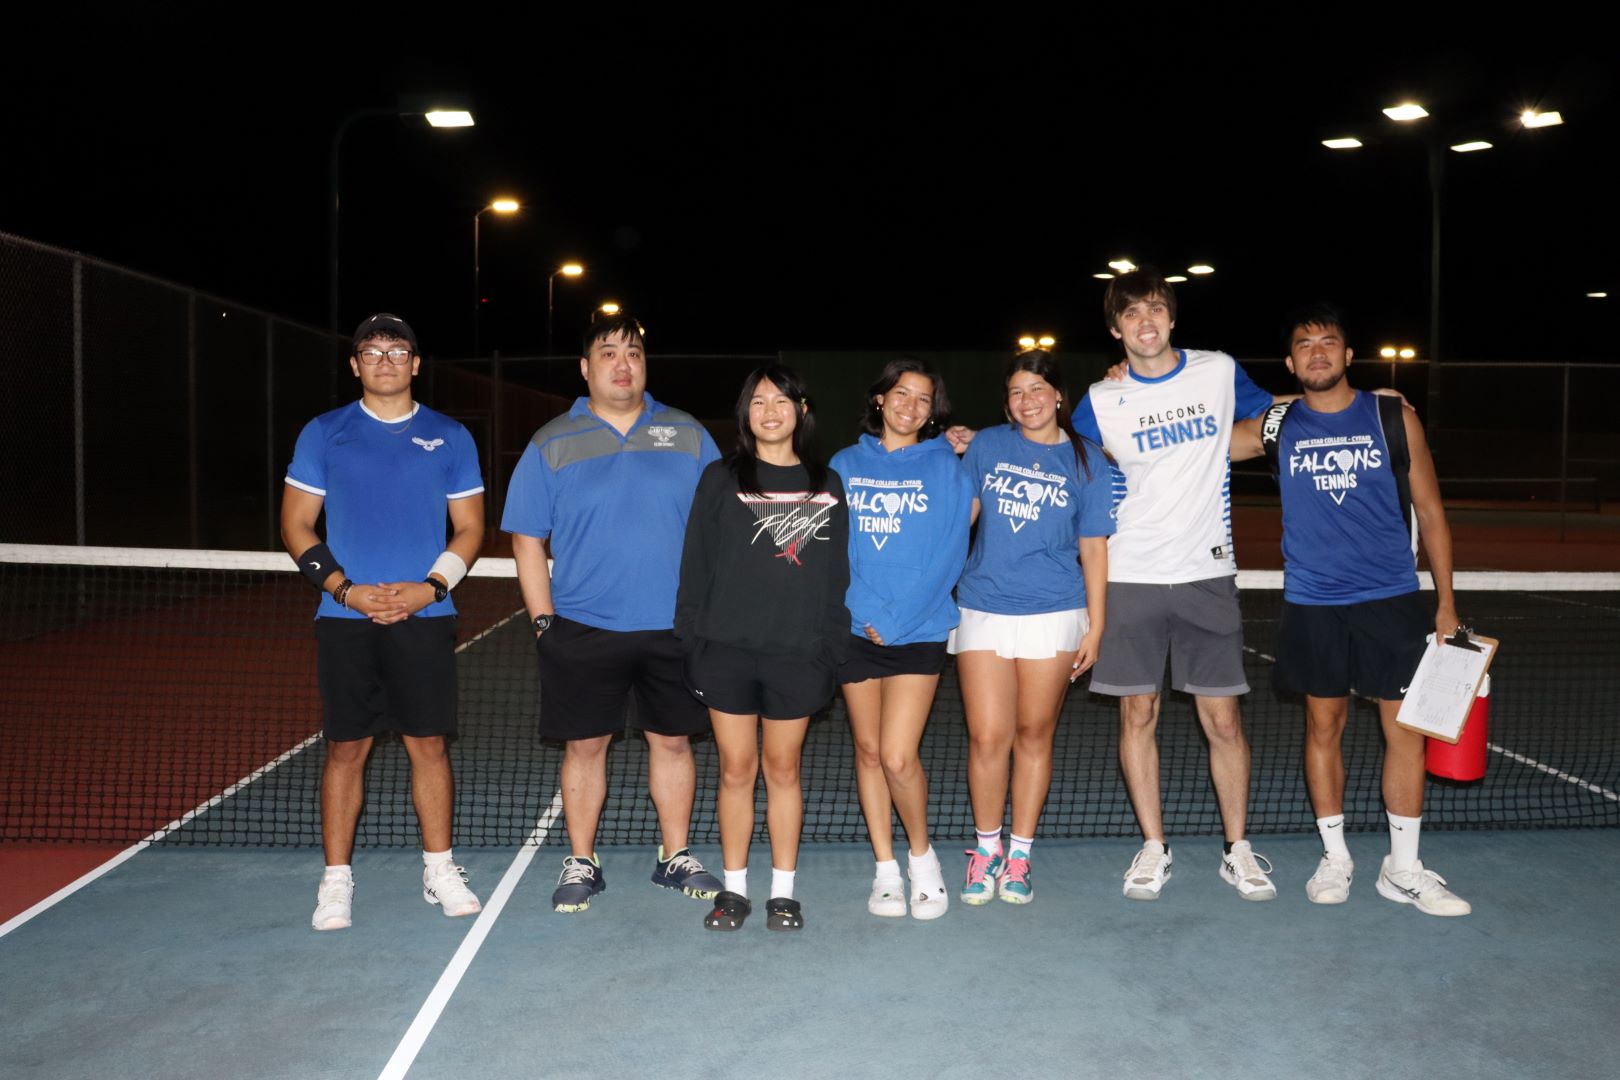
top-left (736, 491), bottom-right (841, 566)
top-left (979, 460), bottom-right (1070, 533)
top-left (1288, 435), bottom-right (1385, 506)
top-left (846, 476), bottom-right (929, 551)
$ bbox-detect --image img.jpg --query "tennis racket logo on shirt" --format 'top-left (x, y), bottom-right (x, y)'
top-left (1288, 439), bottom-right (1383, 506)
top-left (848, 479), bottom-right (929, 551)
top-left (411, 437), bottom-right (445, 452)
top-left (982, 464), bottom-right (1068, 533)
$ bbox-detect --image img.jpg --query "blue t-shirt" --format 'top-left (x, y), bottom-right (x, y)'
top-left (286, 401), bottom-right (484, 619)
top-left (830, 433), bottom-right (975, 645)
top-left (500, 394), bottom-right (721, 632)
top-left (1278, 390), bottom-right (1420, 604)
top-left (955, 425), bottom-right (1115, 615)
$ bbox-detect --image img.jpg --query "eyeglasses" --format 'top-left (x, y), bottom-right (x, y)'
top-left (357, 348), bottom-right (414, 365)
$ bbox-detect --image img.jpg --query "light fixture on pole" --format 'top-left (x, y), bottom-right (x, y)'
top-left (473, 198), bottom-right (521, 357)
top-left (547, 263), bottom-right (585, 354)
top-left (598, 301), bottom-right (622, 317)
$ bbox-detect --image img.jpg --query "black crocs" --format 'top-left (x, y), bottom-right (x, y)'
top-left (765, 896), bottom-right (803, 931)
top-left (704, 890), bottom-right (751, 931)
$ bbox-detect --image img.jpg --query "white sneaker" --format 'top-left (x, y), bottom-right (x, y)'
top-left (1123, 842), bottom-right (1173, 900)
top-left (908, 849), bottom-right (949, 921)
top-left (1219, 840), bottom-right (1278, 901)
top-left (423, 862), bottom-right (482, 917)
top-left (312, 872), bottom-right (353, 931)
top-left (1376, 857), bottom-right (1471, 917)
top-left (1306, 852), bottom-right (1355, 905)
top-left (868, 873), bottom-right (907, 917)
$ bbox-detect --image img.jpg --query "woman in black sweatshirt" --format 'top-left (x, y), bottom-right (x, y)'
top-left (675, 364), bottom-right (850, 932)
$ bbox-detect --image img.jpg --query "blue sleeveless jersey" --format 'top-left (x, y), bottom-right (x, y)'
top-left (1278, 391), bottom-right (1419, 604)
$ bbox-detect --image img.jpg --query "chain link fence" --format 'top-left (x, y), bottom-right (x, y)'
top-left (3, 229), bottom-right (1614, 550)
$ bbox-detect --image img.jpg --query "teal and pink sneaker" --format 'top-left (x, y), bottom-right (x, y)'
top-left (998, 852), bottom-right (1032, 904)
top-left (961, 847), bottom-right (1005, 905)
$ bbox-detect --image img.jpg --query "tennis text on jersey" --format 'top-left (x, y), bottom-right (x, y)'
top-left (981, 462), bottom-right (1068, 532)
top-left (848, 477), bottom-right (929, 550)
top-left (1288, 435), bottom-right (1384, 504)
top-left (1131, 402), bottom-right (1217, 452)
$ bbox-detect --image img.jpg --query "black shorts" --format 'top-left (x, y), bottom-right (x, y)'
top-left (1274, 592), bottom-right (1431, 700)
top-left (316, 616), bottom-right (458, 741)
top-left (838, 634), bottom-right (948, 685)
top-left (685, 638), bottom-right (837, 720)
top-left (535, 616), bottom-right (710, 741)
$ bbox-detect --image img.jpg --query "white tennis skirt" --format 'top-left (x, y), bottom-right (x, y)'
top-left (947, 607), bottom-right (1090, 661)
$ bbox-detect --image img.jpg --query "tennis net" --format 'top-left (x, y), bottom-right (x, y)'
top-left (2, 543), bottom-right (1616, 848)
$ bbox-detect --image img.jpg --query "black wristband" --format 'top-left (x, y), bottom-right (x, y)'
top-left (297, 543), bottom-right (344, 590)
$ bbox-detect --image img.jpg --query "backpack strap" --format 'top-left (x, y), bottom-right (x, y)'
top-left (1259, 399), bottom-right (1294, 477)
top-left (1375, 393), bottom-right (1417, 553)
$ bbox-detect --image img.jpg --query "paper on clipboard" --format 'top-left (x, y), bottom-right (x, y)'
top-left (1394, 632), bottom-right (1498, 743)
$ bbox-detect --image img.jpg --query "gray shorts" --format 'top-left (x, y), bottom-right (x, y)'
top-left (1090, 577), bottom-right (1249, 698)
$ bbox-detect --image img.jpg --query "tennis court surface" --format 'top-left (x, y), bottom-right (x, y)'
top-left (2, 544), bottom-right (1617, 1078)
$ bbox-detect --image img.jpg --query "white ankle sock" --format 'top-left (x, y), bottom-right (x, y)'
top-left (874, 858), bottom-right (901, 882)
top-left (1316, 815), bottom-right (1350, 858)
top-left (1387, 812), bottom-right (1422, 871)
top-left (771, 867), bottom-right (796, 900)
top-left (1008, 834), bottom-right (1034, 858)
top-left (975, 829), bottom-right (1002, 855)
top-left (324, 864), bottom-right (352, 880)
top-left (724, 867), bottom-right (748, 896)
top-left (423, 849), bottom-right (453, 868)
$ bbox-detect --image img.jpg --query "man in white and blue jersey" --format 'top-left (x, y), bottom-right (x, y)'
top-left (503, 315), bottom-right (725, 914)
top-left (1074, 268), bottom-right (1280, 902)
top-left (282, 313), bottom-right (485, 932)
top-left (1230, 304), bottom-right (1469, 916)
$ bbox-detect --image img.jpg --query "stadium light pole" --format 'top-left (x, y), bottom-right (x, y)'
top-left (327, 99), bottom-right (473, 391)
top-left (547, 263), bottom-right (585, 354)
top-left (473, 199), bottom-right (522, 357)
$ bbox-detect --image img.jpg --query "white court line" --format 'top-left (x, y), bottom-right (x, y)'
top-left (377, 790), bottom-right (564, 1080)
top-left (0, 731), bottom-right (322, 939)
top-left (0, 606), bottom-right (530, 940)
top-left (1240, 643), bottom-right (1619, 805)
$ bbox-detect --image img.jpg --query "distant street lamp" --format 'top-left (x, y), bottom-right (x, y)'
top-left (1017, 334), bottom-right (1056, 350)
top-left (473, 199), bottom-right (522, 356)
top-left (598, 301), bottom-right (622, 317)
top-left (547, 263), bottom-right (585, 354)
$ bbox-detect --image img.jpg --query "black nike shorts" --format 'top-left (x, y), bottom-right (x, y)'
top-left (316, 615), bottom-right (458, 741)
top-left (1274, 592), bottom-right (1431, 700)
top-left (534, 616), bottom-right (711, 741)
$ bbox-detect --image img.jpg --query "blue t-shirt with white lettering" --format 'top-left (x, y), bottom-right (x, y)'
top-left (1278, 390), bottom-right (1420, 604)
top-left (501, 394), bottom-right (721, 632)
top-left (955, 424), bottom-right (1115, 616)
top-left (286, 401), bottom-right (484, 619)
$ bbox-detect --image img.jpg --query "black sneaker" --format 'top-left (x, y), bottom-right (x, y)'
top-left (651, 847), bottom-right (722, 900)
top-left (553, 854), bottom-right (606, 913)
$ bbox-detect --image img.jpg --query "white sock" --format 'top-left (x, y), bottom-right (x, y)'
top-left (1387, 812), bottom-right (1422, 871)
top-left (771, 866), bottom-right (796, 900)
top-left (874, 858), bottom-right (901, 883)
top-left (724, 867), bottom-right (748, 896)
top-left (323, 864), bottom-right (352, 880)
top-left (975, 829), bottom-right (1003, 855)
top-left (1316, 815), bottom-right (1350, 859)
top-left (423, 849), bottom-right (453, 868)
top-left (907, 846), bottom-right (940, 873)
top-left (1008, 834), bottom-right (1034, 858)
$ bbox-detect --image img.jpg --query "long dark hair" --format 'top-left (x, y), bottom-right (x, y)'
top-left (861, 357), bottom-right (951, 440)
top-left (1005, 349), bottom-right (1091, 480)
top-left (729, 363), bottom-right (827, 495)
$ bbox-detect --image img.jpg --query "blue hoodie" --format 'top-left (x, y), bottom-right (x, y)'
top-left (829, 433), bottom-right (975, 645)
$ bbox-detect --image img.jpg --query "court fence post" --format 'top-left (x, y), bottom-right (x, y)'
top-left (72, 257), bottom-right (85, 547)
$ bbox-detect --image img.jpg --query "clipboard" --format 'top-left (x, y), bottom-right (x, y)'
top-left (1394, 630), bottom-right (1499, 743)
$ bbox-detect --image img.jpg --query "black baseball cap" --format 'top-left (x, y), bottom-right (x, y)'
top-left (352, 313), bottom-right (419, 355)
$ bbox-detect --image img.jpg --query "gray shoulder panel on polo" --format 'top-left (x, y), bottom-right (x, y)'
top-left (625, 408), bottom-right (708, 458)
top-left (532, 406), bottom-right (709, 470)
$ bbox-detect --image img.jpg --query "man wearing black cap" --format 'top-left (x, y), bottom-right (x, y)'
top-left (281, 314), bottom-right (487, 931)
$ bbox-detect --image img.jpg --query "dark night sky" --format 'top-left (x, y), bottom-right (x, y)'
top-left (4, 12), bottom-right (1613, 362)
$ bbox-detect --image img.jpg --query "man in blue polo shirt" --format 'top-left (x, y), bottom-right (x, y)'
top-left (283, 313), bottom-right (485, 931)
top-left (502, 315), bottom-right (724, 913)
